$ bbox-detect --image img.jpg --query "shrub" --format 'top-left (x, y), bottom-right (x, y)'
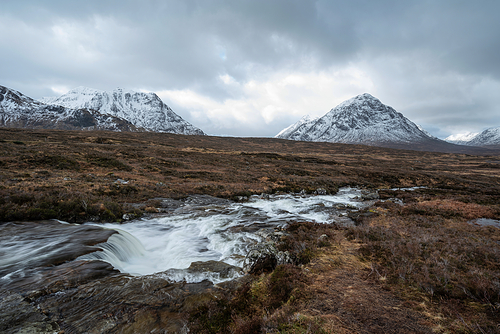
top-left (349, 207), bottom-right (500, 306)
top-left (278, 222), bottom-right (338, 265)
top-left (26, 154), bottom-right (81, 170)
top-left (86, 154), bottom-right (132, 171)
top-left (267, 264), bottom-right (309, 310)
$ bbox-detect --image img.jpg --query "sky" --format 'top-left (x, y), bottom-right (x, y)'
top-left (1, 0), bottom-right (499, 138)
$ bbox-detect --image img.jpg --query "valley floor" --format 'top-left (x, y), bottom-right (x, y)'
top-left (1, 128), bottom-right (499, 333)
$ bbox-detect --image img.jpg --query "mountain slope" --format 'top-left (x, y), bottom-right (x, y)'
top-left (467, 127), bottom-right (500, 146)
top-left (446, 128), bottom-right (500, 147)
top-left (41, 87), bottom-right (205, 135)
top-left (445, 132), bottom-right (479, 145)
top-left (276, 93), bottom-right (434, 145)
top-left (0, 85), bottom-right (139, 131)
top-left (276, 115), bottom-right (318, 139)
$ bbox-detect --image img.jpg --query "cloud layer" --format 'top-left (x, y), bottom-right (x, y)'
top-left (1, 0), bottom-right (499, 137)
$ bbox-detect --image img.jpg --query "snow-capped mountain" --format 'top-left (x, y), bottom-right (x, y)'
top-left (445, 132), bottom-right (479, 145)
top-left (276, 115), bottom-right (318, 138)
top-left (446, 128), bottom-right (500, 146)
top-left (0, 85), bottom-right (139, 131)
top-left (469, 127), bottom-right (500, 146)
top-left (41, 87), bottom-right (204, 135)
top-left (276, 93), bottom-right (434, 145)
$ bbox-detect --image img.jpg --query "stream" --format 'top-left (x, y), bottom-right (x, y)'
top-left (1, 187), bottom-right (375, 286)
top-left (0, 187), bottom-right (378, 333)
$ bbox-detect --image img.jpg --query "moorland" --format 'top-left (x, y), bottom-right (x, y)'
top-left (1, 127), bottom-right (500, 333)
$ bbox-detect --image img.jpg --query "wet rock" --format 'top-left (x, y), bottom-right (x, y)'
top-left (162, 261), bottom-right (243, 283)
top-left (244, 242), bottom-right (292, 274)
top-left (228, 222), bottom-right (276, 234)
top-left (186, 261), bottom-right (241, 277)
top-left (0, 221), bottom-right (116, 280)
top-left (183, 194), bottom-right (232, 207)
top-left (0, 288), bottom-right (60, 334)
top-left (315, 188), bottom-right (327, 195)
top-left (33, 274), bottom-right (217, 333)
top-left (359, 190), bottom-right (380, 200)
top-left (333, 203), bottom-right (357, 210)
top-left (6, 260), bottom-right (119, 296)
top-left (122, 213), bottom-right (135, 221)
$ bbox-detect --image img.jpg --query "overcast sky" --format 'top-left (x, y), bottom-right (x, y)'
top-left (1, 1), bottom-right (499, 138)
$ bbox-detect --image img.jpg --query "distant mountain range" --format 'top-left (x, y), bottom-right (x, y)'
top-left (275, 93), bottom-right (499, 152)
top-left (1, 84), bottom-right (498, 152)
top-left (0, 85), bottom-right (204, 135)
top-left (445, 128), bottom-right (500, 146)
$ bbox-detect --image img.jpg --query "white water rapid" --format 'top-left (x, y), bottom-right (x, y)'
top-left (80, 187), bottom-right (374, 283)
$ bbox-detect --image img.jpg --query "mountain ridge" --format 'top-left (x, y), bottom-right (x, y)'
top-left (41, 87), bottom-right (205, 135)
top-left (446, 127), bottom-right (500, 146)
top-left (0, 85), bottom-right (140, 132)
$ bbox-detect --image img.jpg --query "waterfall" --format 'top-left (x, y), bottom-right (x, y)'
top-left (77, 229), bottom-right (146, 274)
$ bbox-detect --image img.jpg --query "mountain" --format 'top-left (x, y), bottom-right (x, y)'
top-left (41, 87), bottom-right (205, 135)
top-left (445, 132), bottom-right (479, 145)
top-left (446, 127), bottom-right (500, 147)
top-left (0, 85), bottom-right (139, 131)
top-left (276, 115), bottom-right (318, 139)
top-left (469, 127), bottom-right (500, 146)
top-left (276, 93), bottom-right (435, 145)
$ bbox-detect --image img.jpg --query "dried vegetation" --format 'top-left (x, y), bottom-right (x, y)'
top-left (1, 128), bottom-right (500, 332)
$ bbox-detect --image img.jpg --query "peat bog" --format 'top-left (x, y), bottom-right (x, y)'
top-left (1, 128), bottom-right (500, 333)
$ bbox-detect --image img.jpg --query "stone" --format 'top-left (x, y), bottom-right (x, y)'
top-left (244, 242), bottom-right (293, 274)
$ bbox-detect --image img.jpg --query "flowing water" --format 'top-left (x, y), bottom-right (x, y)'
top-left (1, 187), bottom-right (375, 285)
top-left (78, 187), bottom-right (374, 282)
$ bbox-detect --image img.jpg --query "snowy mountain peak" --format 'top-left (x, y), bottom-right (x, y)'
top-left (445, 132), bottom-right (479, 145)
top-left (276, 93), bottom-right (434, 145)
top-left (446, 127), bottom-right (500, 146)
top-left (0, 84), bottom-right (139, 131)
top-left (40, 87), bottom-right (205, 135)
top-left (333, 93), bottom-right (381, 112)
top-left (70, 86), bottom-right (103, 95)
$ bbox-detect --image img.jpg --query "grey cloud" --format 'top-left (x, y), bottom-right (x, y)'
top-left (1, 0), bottom-right (499, 137)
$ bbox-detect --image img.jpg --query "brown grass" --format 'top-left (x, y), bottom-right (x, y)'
top-left (2, 128), bottom-right (500, 332)
top-left (346, 200), bottom-right (500, 332)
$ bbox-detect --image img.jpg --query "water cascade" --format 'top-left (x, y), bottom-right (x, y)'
top-left (0, 188), bottom-right (377, 285)
top-left (80, 187), bottom-right (375, 282)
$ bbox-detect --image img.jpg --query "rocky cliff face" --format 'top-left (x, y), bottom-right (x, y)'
top-left (41, 87), bottom-right (205, 135)
top-left (276, 93), bottom-right (434, 145)
top-left (0, 85), bottom-right (140, 131)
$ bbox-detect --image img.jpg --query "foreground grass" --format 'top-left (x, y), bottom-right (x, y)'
top-left (346, 197), bottom-right (500, 332)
